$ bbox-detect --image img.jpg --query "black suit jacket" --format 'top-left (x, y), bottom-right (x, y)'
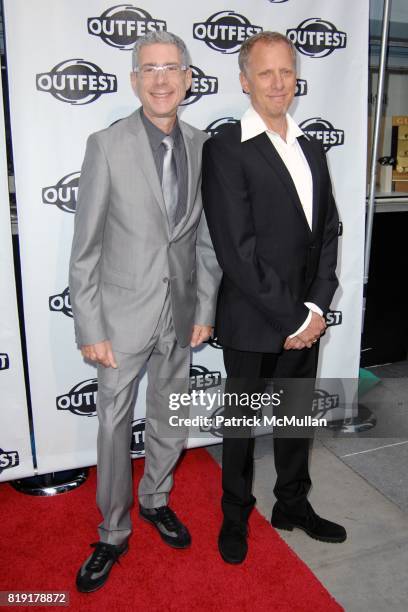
top-left (202, 123), bottom-right (339, 353)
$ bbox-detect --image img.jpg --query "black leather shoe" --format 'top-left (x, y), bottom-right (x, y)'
top-left (76, 540), bottom-right (128, 593)
top-left (271, 502), bottom-right (347, 543)
top-left (139, 505), bottom-right (191, 549)
top-left (218, 520), bottom-right (248, 564)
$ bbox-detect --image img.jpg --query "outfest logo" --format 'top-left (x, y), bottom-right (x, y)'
top-left (205, 117), bottom-right (239, 138)
top-left (312, 389), bottom-right (340, 417)
top-left (286, 19), bottom-right (347, 58)
top-left (88, 5), bottom-right (167, 50)
top-left (0, 449), bottom-right (19, 474)
top-left (49, 287), bottom-right (72, 319)
top-left (56, 379), bottom-right (98, 416)
top-left (326, 311), bottom-right (343, 327)
top-left (193, 11), bottom-right (262, 54)
top-left (130, 419), bottom-right (146, 456)
top-left (42, 172), bottom-right (80, 213)
top-left (0, 353), bottom-right (10, 370)
top-left (181, 65), bottom-right (218, 106)
top-left (36, 59), bottom-right (117, 105)
top-left (190, 365), bottom-right (222, 391)
top-left (205, 336), bottom-right (223, 350)
top-left (299, 117), bottom-right (345, 152)
top-left (295, 79), bottom-right (308, 97)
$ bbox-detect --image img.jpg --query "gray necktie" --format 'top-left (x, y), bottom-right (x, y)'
top-left (161, 136), bottom-right (179, 232)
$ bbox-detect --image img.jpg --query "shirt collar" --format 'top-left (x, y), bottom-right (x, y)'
top-left (141, 108), bottom-right (180, 151)
top-left (240, 105), bottom-right (308, 145)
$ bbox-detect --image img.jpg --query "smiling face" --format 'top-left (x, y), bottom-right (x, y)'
top-left (130, 43), bottom-right (192, 128)
top-left (240, 40), bottom-right (297, 129)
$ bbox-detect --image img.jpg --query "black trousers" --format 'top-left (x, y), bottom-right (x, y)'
top-left (221, 344), bottom-right (318, 524)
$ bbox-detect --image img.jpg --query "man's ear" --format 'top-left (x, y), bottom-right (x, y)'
top-left (185, 67), bottom-right (193, 92)
top-left (240, 71), bottom-right (249, 95)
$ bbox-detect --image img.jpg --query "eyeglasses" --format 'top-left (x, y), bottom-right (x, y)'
top-left (134, 64), bottom-right (188, 78)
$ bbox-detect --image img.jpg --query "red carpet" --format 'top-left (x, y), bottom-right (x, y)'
top-left (0, 448), bottom-right (342, 611)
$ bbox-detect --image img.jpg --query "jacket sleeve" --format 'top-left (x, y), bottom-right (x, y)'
top-left (194, 198), bottom-right (222, 326)
top-left (305, 149), bottom-right (339, 314)
top-left (69, 133), bottom-right (110, 346)
top-left (202, 135), bottom-right (309, 336)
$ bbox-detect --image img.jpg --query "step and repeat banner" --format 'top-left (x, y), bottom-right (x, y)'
top-left (3, 0), bottom-right (368, 476)
top-left (0, 61), bottom-right (33, 482)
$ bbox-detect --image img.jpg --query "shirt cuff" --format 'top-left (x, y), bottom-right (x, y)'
top-left (305, 302), bottom-right (323, 317)
top-left (289, 310), bottom-right (312, 338)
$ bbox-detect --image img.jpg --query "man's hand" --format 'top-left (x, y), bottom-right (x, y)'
top-left (297, 311), bottom-right (326, 348)
top-left (81, 340), bottom-right (118, 368)
top-left (190, 325), bottom-right (213, 348)
top-left (284, 336), bottom-right (307, 350)
top-left (284, 312), bottom-right (326, 350)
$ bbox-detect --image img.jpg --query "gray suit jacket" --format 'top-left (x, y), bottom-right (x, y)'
top-left (69, 108), bottom-right (221, 353)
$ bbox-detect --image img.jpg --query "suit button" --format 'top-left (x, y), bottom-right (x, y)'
top-left (163, 277), bottom-right (169, 283)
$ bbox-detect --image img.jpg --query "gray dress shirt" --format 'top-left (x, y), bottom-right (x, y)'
top-left (141, 109), bottom-right (188, 228)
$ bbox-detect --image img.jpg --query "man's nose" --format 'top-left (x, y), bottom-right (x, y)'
top-left (271, 73), bottom-right (284, 89)
top-left (155, 68), bottom-right (169, 83)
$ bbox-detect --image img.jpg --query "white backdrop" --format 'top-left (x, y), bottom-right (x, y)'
top-left (0, 60), bottom-right (33, 482)
top-left (3, 0), bottom-right (368, 476)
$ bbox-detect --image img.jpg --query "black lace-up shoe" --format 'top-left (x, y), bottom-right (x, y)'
top-left (139, 505), bottom-right (191, 548)
top-left (271, 502), bottom-right (347, 543)
top-left (76, 540), bottom-right (128, 593)
top-left (218, 519), bottom-right (248, 564)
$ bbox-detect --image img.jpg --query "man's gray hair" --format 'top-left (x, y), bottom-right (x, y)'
top-left (238, 31), bottom-right (297, 74)
top-left (132, 31), bottom-right (191, 71)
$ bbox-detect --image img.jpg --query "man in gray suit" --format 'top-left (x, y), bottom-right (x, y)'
top-left (70, 31), bottom-right (220, 593)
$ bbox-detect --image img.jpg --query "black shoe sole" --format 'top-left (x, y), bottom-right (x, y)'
top-left (76, 547), bottom-right (128, 594)
top-left (139, 512), bottom-right (191, 549)
top-left (218, 547), bottom-right (247, 564)
top-left (272, 520), bottom-right (347, 543)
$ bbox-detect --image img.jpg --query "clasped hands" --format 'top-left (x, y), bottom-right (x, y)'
top-left (284, 311), bottom-right (326, 351)
top-left (81, 324), bottom-right (213, 368)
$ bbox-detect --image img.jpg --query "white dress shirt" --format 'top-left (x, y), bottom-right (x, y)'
top-left (240, 105), bottom-right (323, 337)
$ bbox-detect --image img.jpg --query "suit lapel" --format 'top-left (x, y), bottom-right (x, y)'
top-left (128, 109), bottom-right (169, 231)
top-left (298, 135), bottom-right (321, 235)
top-left (252, 133), bottom-right (311, 233)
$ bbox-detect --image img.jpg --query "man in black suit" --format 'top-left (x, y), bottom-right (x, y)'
top-left (202, 31), bottom-right (346, 564)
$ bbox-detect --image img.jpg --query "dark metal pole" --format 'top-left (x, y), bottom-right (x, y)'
top-left (347, 0), bottom-right (392, 435)
top-left (363, 0), bottom-right (392, 326)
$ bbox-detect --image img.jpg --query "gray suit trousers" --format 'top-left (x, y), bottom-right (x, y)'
top-left (96, 292), bottom-right (190, 545)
